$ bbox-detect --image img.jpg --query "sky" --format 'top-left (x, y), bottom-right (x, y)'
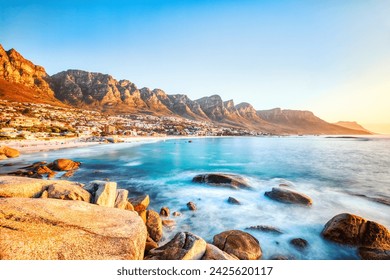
top-left (1, 0), bottom-right (390, 133)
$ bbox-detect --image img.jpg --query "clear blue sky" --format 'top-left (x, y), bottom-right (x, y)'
top-left (1, 0), bottom-right (390, 132)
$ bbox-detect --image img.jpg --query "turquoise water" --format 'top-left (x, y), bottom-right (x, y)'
top-left (3, 136), bottom-right (390, 259)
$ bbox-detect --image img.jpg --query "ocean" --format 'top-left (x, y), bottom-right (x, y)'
top-left (3, 136), bottom-right (390, 259)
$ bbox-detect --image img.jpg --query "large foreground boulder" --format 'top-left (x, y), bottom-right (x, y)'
top-left (322, 213), bottom-right (390, 251)
top-left (145, 232), bottom-right (207, 260)
top-left (192, 173), bottom-right (251, 189)
top-left (0, 146), bottom-right (20, 159)
top-left (0, 198), bottom-right (147, 260)
top-left (213, 230), bottom-right (262, 260)
top-left (264, 187), bottom-right (312, 206)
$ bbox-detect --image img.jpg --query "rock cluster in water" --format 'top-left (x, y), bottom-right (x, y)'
top-left (1, 170), bottom-right (389, 260)
top-left (0, 146), bottom-right (20, 160)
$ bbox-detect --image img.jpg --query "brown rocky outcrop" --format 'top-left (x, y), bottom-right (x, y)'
top-left (264, 187), bottom-right (312, 206)
top-left (322, 213), bottom-right (390, 250)
top-left (146, 210), bottom-right (163, 242)
top-left (160, 206), bottom-right (170, 217)
top-left (245, 225), bottom-right (283, 235)
top-left (129, 195), bottom-right (150, 212)
top-left (290, 238), bottom-right (309, 251)
top-left (192, 173), bottom-right (251, 189)
top-left (213, 230), bottom-right (262, 260)
top-left (50, 159), bottom-right (81, 171)
top-left (145, 232), bottom-right (207, 260)
top-left (0, 197), bottom-right (147, 260)
top-left (0, 146), bottom-right (20, 159)
top-left (201, 244), bottom-right (239, 260)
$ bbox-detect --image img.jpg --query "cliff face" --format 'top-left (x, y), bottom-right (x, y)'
top-left (0, 45), bottom-right (53, 96)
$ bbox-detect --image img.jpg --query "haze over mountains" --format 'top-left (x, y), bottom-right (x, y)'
top-left (0, 44), bottom-right (371, 135)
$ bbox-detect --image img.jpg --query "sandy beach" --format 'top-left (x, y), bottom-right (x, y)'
top-left (0, 135), bottom-right (198, 154)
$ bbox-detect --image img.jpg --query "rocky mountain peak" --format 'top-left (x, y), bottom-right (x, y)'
top-left (0, 44), bottom-right (53, 96)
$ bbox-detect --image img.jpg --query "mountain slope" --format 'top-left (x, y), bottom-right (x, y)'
top-left (334, 121), bottom-right (373, 134)
top-left (0, 44), bottom-right (371, 135)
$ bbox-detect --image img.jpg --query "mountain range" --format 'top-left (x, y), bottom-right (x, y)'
top-left (0, 44), bottom-right (371, 135)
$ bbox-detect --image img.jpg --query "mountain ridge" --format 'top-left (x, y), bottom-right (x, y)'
top-left (0, 44), bottom-right (371, 135)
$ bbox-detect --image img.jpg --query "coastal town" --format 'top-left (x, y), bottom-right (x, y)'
top-left (0, 99), bottom-right (263, 142)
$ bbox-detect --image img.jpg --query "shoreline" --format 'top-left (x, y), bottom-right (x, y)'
top-left (0, 135), bottom-right (219, 155)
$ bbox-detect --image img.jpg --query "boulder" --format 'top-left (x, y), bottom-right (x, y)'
top-left (84, 181), bottom-right (117, 207)
top-left (245, 225), bottom-right (283, 235)
top-left (145, 232), bottom-right (207, 260)
top-left (146, 210), bottom-right (163, 242)
top-left (47, 181), bottom-right (91, 202)
top-left (213, 230), bottom-right (262, 260)
top-left (201, 244), bottom-right (238, 260)
top-left (0, 146), bottom-right (20, 158)
top-left (114, 189), bottom-right (129, 210)
top-left (0, 198), bottom-right (147, 260)
top-left (162, 219), bottom-right (176, 229)
top-left (35, 165), bottom-right (53, 175)
top-left (173, 211), bottom-right (182, 217)
top-left (128, 195), bottom-right (150, 212)
top-left (160, 206), bottom-right (170, 217)
top-left (187, 201), bottom-right (197, 211)
top-left (0, 176), bottom-right (48, 198)
top-left (145, 236), bottom-right (159, 254)
top-left (290, 238), bottom-right (309, 250)
top-left (227, 197), bottom-right (241, 205)
top-left (192, 173), bottom-right (250, 189)
top-left (358, 247), bottom-right (390, 260)
top-left (264, 187), bottom-right (312, 206)
top-left (50, 159), bottom-right (81, 171)
top-left (321, 213), bottom-right (390, 250)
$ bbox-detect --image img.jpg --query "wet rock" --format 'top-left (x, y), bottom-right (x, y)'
top-left (138, 210), bottom-right (147, 224)
top-left (245, 225), bottom-right (283, 235)
top-left (114, 189), bottom-right (129, 210)
top-left (84, 181), bottom-right (117, 207)
top-left (227, 197), bottom-right (241, 205)
top-left (358, 247), bottom-right (390, 260)
top-left (61, 170), bottom-right (76, 178)
top-left (0, 197), bottom-right (147, 260)
top-left (187, 201), bottom-right (197, 211)
top-left (0, 146), bottom-right (20, 158)
top-left (47, 181), bottom-right (91, 202)
top-left (145, 232), bottom-right (207, 260)
top-left (162, 219), bottom-right (176, 229)
top-left (192, 173), bottom-right (251, 189)
top-left (201, 244), bottom-right (239, 260)
top-left (35, 165), bottom-right (53, 175)
top-left (160, 206), bottom-right (170, 217)
top-left (264, 187), bottom-right (312, 206)
top-left (213, 230), bottom-right (262, 260)
top-left (50, 159), bottom-right (81, 171)
top-left (322, 213), bottom-right (390, 250)
top-left (146, 210), bottom-right (163, 242)
top-left (290, 238), bottom-right (309, 250)
top-left (128, 195), bottom-right (150, 212)
top-left (173, 211), bottom-right (182, 217)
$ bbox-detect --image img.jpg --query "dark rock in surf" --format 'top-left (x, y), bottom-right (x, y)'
top-left (227, 197), bottom-right (241, 205)
top-left (187, 201), bottom-right (197, 211)
top-left (192, 173), bottom-right (251, 189)
top-left (290, 238), bottom-right (309, 250)
top-left (245, 225), bottom-right (283, 235)
top-left (264, 187), bottom-right (312, 206)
